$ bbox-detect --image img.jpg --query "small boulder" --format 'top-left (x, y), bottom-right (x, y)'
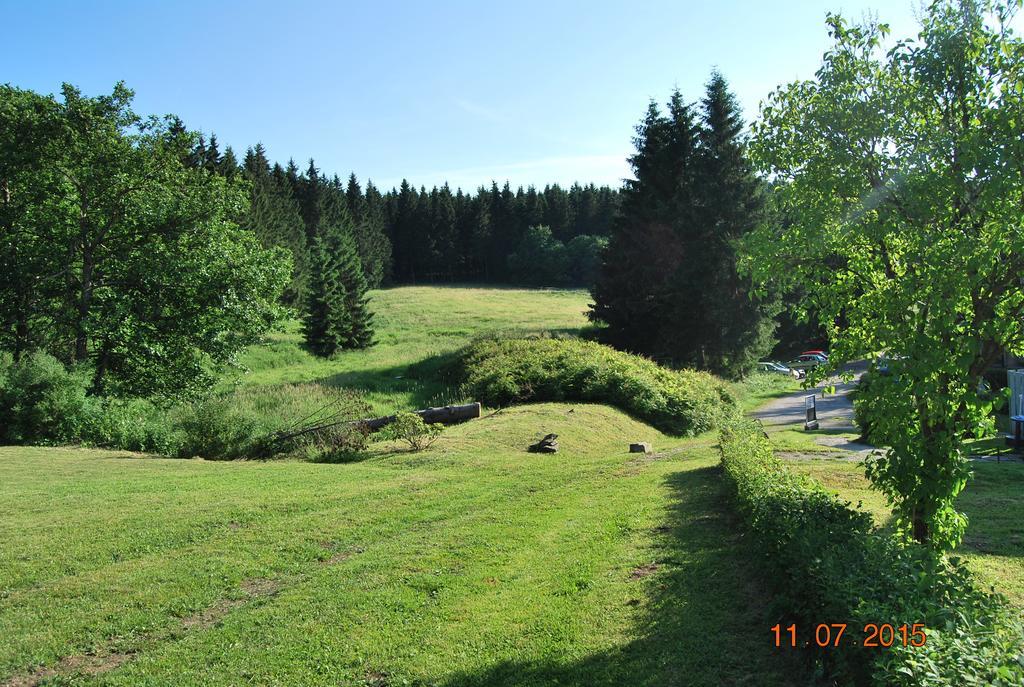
top-left (629, 442), bottom-right (652, 454)
top-left (529, 433), bottom-right (559, 453)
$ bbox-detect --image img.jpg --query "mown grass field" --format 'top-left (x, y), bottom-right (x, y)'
top-left (235, 285), bottom-right (595, 414)
top-left (786, 458), bottom-right (1024, 609)
top-left (1, 286), bottom-right (803, 686)
top-left (0, 405), bottom-right (797, 686)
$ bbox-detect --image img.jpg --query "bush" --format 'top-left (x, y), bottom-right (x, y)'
top-left (0, 352), bottom-right (95, 444)
top-left (82, 397), bottom-right (181, 454)
top-left (455, 336), bottom-right (738, 435)
top-left (0, 352), bottom-right (370, 461)
top-left (377, 411), bottom-right (443, 450)
top-left (719, 417), bottom-right (1024, 686)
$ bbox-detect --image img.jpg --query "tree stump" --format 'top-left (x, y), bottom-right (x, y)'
top-left (528, 434), bottom-right (559, 453)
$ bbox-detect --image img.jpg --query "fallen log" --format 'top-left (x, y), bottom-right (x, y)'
top-left (362, 402), bottom-right (482, 431)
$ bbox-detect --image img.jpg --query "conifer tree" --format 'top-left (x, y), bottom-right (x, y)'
top-left (333, 229), bottom-right (374, 348)
top-left (362, 180), bottom-right (392, 285)
top-left (689, 71), bottom-right (777, 376)
top-left (204, 133), bottom-right (221, 172)
top-left (302, 236), bottom-right (345, 357)
top-left (218, 146), bottom-right (239, 178)
top-left (590, 97), bottom-right (697, 354)
top-left (589, 76), bottom-right (775, 376)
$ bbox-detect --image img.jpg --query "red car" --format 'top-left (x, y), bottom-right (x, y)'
top-left (800, 350), bottom-right (828, 359)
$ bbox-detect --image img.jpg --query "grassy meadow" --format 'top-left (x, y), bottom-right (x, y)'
top-left (0, 286), bottom-right (802, 686)
top-left (0, 404), bottom-right (797, 686)
top-left (235, 285), bottom-right (594, 413)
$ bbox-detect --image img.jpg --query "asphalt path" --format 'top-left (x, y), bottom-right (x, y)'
top-left (752, 374), bottom-right (860, 429)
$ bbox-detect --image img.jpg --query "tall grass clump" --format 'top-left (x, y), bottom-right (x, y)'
top-left (173, 384), bottom-right (371, 460)
top-left (0, 352), bottom-right (370, 460)
top-left (455, 336), bottom-right (738, 435)
top-left (719, 417), bottom-right (1024, 686)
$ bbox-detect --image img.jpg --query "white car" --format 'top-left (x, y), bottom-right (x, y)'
top-left (758, 361), bottom-right (804, 379)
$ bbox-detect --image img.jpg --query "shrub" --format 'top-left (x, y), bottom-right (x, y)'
top-left (455, 336), bottom-right (738, 435)
top-left (81, 397), bottom-right (182, 454)
top-left (0, 352), bottom-right (95, 444)
top-left (719, 417), bottom-right (1024, 686)
top-left (377, 411), bottom-right (443, 451)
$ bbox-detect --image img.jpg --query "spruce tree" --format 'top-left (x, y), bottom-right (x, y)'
top-left (333, 229), bottom-right (374, 348)
top-left (690, 71), bottom-right (777, 377)
top-left (589, 77), bottom-right (774, 376)
top-left (589, 96), bottom-right (698, 354)
top-left (302, 236), bottom-right (345, 357)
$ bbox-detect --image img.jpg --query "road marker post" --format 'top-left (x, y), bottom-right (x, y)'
top-left (804, 394), bottom-right (819, 431)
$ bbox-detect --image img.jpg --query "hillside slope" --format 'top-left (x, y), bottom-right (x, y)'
top-left (0, 404), bottom-right (797, 686)
top-left (236, 285), bottom-right (593, 413)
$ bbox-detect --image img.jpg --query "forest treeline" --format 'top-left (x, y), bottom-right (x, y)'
top-left (192, 135), bottom-right (621, 298)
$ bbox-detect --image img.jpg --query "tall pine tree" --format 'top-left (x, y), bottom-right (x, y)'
top-left (689, 71), bottom-right (777, 376)
top-left (590, 76), bottom-right (774, 377)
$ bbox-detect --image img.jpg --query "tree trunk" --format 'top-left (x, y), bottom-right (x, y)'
top-left (74, 249), bottom-right (93, 363)
top-left (363, 402), bottom-right (482, 431)
top-left (911, 505), bottom-right (929, 543)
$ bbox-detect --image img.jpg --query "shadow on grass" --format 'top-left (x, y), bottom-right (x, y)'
top-left (314, 353), bottom-right (464, 409)
top-left (437, 466), bottom-right (802, 687)
top-left (958, 462), bottom-right (1024, 559)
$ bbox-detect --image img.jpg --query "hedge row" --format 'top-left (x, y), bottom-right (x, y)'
top-left (455, 336), bottom-right (739, 435)
top-left (718, 418), bottom-right (1024, 686)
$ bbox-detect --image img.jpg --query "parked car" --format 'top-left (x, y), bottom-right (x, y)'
top-left (787, 353), bottom-right (828, 370)
top-left (800, 349), bottom-right (829, 359)
top-left (758, 361), bottom-right (805, 378)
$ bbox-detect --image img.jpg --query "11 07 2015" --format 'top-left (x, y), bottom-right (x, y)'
top-left (771, 623), bottom-right (927, 648)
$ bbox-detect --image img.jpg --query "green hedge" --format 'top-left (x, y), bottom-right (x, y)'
top-left (455, 336), bottom-right (738, 436)
top-left (719, 417), bottom-right (1024, 686)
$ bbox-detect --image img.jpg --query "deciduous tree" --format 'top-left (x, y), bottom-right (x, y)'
top-left (744, 0), bottom-right (1024, 549)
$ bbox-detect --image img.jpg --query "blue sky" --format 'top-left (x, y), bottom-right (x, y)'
top-left (3, 1), bottom-right (1010, 192)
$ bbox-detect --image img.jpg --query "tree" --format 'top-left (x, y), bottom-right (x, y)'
top-left (302, 236), bottom-right (345, 357)
top-left (362, 180), bottom-right (392, 286)
top-left (682, 72), bottom-right (777, 376)
top-left (241, 147), bottom-right (307, 307)
top-left (564, 234), bottom-right (607, 286)
top-left (744, 0), bottom-right (1024, 550)
top-left (334, 230), bottom-right (374, 348)
top-left (507, 225), bottom-right (568, 285)
top-left (589, 96), bottom-right (699, 354)
top-left (0, 83), bottom-right (290, 398)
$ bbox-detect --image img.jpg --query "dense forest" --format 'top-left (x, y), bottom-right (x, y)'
top-left (192, 135), bottom-right (621, 295)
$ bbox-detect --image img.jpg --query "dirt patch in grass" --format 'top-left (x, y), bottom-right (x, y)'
top-left (364, 669), bottom-right (391, 686)
top-left (629, 562), bottom-right (659, 580)
top-left (2, 651), bottom-right (135, 687)
top-left (319, 542), bottom-right (364, 566)
top-left (3, 577), bottom-right (286, 686)
top-left (181, 578), bottom-right (282, 632)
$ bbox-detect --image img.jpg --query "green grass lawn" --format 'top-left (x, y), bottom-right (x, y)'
top-left (0, 404), bottom-right (799, 686)
top-left (235, 285), bottom-right (595, 414)
top-left (736, 372), bottom-right (802, 413)
top-left (766, 426), bottom-right (863, 454)
top-left (786, 458), bottom-right (1024, 609)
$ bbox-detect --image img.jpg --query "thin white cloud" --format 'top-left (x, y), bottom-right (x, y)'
top-left (453, 98), bottom-right (508, 125)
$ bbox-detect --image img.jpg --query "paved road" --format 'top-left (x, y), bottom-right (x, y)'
top-left (752, 374), bottom-right (860, 429)
top-left (751, 369), bottom-right (875, 459)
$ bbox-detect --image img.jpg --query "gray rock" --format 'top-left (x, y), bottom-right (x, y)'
top-left (629, 442), bottom-right (652, 454)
